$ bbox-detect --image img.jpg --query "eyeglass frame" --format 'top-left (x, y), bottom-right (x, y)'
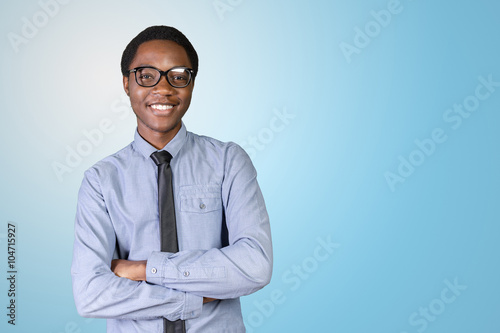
top-left (128, 66), bottom-right (194, 88)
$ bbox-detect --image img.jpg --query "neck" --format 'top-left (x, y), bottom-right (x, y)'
top-left (137, 124), bottom-right (181, 150)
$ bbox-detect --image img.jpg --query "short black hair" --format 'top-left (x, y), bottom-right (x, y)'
top-left (121, 26), bottom-right (199, 79)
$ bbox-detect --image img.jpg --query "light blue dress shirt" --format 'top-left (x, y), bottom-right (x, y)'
top-left (71, 123), bottom-right (273, 332)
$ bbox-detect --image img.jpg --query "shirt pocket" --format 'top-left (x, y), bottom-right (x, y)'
top-left (179, 184), bottom-right (223, 214)
top-left (181, 193), bottom-right (221, 213)
top-left (178, 184), bottom-right (223, 241)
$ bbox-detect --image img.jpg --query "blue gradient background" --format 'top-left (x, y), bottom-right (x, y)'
top-left (1, 0), bottom-right (499, 332)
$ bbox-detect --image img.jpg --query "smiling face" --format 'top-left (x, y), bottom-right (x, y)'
top-left (123, 39), bottom-right (194, 149)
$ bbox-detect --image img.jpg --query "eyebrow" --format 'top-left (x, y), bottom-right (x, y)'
top-left (136, 64), bottom-right (190, 69)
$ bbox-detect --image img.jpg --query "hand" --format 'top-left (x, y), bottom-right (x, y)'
top-left (203, 297), bottom-right (218, 303)
top-left (111, 259), bottom-right (147, 281)
top-left (111, 260), bottom-right (219, 302)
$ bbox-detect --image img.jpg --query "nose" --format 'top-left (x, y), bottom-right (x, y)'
top-left (152, 75), bottom-right (176, 95)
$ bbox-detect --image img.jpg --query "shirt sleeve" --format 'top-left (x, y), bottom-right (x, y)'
top-left (71, 167), bottom-right (203, 320)
top-left (146, 144), bottom-right (273, 299)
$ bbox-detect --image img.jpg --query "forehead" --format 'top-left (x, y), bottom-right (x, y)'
top-left (131, 39), bottom-right (191, 68)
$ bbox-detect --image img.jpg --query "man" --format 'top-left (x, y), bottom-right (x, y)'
top-left (71, 26), bottom-right (273, 332)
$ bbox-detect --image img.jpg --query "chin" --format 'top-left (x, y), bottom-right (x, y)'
top-left (151, 122), bottom-right (180, 134)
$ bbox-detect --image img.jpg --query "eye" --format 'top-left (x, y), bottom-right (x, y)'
top-left (172, 75), bottom-right (188, 81)
top-left (137, 68), bottom-right (159, 82)
top-left (168, 68), bottom-right (190, 85)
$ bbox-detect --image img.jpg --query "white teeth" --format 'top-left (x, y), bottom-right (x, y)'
top-left (151, 104), bottom-right (173, 110)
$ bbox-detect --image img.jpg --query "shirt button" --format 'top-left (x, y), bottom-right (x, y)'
top-left (199, 203), bottom-right (206, 209)
top-left (183, 271), bottom-right (190, 277)
top-left (151, 268), bottom-right (157, 274)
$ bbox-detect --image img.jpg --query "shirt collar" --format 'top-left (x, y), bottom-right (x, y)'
top-left (133, 122), bottom-right (188, 160)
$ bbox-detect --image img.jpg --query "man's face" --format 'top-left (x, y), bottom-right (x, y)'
top-left (123, 39), bottom-right (194, 145)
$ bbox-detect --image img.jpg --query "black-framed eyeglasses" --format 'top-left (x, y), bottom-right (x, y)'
top-left (128, 66), bottom-right (194, 88)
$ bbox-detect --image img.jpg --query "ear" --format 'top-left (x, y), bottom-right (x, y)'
top-left (123, 75), bottom-right (130, 96)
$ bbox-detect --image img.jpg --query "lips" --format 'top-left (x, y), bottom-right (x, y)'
top-left (148, 102), bottom-right (177, 115)
top-left (150, 104), bottom-right (173, 111)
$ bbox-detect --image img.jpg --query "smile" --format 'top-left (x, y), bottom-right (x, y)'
top-left (150, 104), bottom-right (174, 111)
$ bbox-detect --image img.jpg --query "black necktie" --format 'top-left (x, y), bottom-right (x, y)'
top-left (151, 151), bottom-right (186, 333)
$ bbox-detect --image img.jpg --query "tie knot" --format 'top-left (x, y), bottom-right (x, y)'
top-left (151, 151), bottom-right (172, 165)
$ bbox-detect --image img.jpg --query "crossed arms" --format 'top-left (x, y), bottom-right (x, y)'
top-left (110, 259), bottom-right (217, 304)
top-left (71, 147), bottom-right (272, 321)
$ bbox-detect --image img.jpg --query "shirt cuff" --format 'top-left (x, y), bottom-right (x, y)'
top-left (147, 252), bottom-right (202, 320)
top-left (146, 251), bottom-right (167, 285)
top-left (181, 292), bottom-right (203, 320)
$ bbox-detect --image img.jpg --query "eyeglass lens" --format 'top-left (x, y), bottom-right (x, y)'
top-left (136, 67), bottom-right (191, 87)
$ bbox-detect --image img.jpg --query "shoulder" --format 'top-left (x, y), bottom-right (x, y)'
top-left (186, 131), bottom-right (256, 179)
top-left (187, 131), bottom-right (251, 162)
top-left (83, 142), bottom-right (135, 181)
